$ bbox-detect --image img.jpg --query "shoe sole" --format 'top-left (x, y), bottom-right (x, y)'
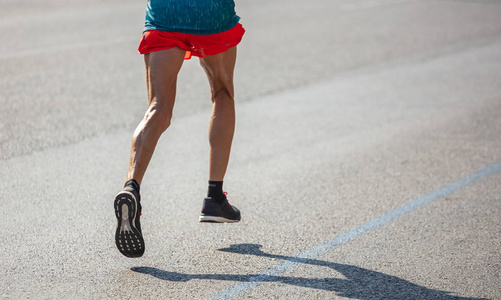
top-left (114, 191), bottom-right (145, 258)
top-left (199, 215), bottom-right (241, 223)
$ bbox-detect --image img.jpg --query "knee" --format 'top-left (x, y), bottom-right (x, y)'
top-left (142, 103), bottom-right (172, 134)
top-left (211, 87), bottom-right (234, 104)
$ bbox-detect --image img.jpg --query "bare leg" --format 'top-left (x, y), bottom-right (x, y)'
top-left (200, 47), bottom-right (237, 182)
top-left (126, 47), bottom-right (186, 185)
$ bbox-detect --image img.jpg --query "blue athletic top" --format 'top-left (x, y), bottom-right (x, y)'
top-left (144, 0), bottom-right (240, 34)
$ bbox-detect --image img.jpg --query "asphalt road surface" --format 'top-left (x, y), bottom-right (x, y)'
top-left (1, 0), bottom-right (501, 299)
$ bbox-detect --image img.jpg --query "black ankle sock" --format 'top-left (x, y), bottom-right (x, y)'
top-left (124, 179), bottom-right (140, 194)
top-left (207, 180), bottom-right (224, 201)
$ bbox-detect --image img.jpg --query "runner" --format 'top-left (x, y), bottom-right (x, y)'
top-left (114, 0), bottom-right (245, 258)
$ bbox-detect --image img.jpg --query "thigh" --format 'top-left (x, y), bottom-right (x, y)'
top-left (199, 47), bottom-right (237, 98)
top-left (144, 47), bottom-right (186, 109)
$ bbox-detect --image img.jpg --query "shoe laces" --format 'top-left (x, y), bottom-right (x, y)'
top-left (223, 191), bottom-right (233, 207)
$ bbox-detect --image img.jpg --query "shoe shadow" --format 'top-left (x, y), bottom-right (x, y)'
top-left (131, 244), bottom-right (486, 300)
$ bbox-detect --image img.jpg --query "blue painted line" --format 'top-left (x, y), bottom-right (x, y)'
top-left (207, 160), bottom-right (501, 300)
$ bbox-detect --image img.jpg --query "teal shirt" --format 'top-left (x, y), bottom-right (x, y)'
top-left (144, 0), bottom-right (240, 34)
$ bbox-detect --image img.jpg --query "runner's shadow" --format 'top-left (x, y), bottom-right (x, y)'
top-left (131, 244), bottom-right (486, 299)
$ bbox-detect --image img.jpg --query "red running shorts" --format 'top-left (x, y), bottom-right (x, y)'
top-left (138, 23), bottom-right (245, 59)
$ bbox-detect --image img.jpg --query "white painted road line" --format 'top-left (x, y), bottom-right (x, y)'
top-left (207, 160), bottom-right (501, 300)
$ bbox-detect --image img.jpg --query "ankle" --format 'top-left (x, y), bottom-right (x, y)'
top-left (124, 179), bottom-right (140, 195)
top-left (207, 180), bottom-right (225, 202)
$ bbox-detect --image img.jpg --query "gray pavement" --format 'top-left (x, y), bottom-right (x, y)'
top-left (1, 0), bottom-right (501, 299)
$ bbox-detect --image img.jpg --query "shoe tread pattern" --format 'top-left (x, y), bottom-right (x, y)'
top-left (114, 191), bottom-right (144, 258)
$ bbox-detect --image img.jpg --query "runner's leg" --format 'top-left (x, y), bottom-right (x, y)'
top-left (199, 47), bottom-right (237, 182)
top-left (126, 47), bottom-right (186, 184)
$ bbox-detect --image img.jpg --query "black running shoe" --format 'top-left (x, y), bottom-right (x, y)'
top-left (199, 192), bottom-right (241, 223)
top-left (114, 186), bottom-right (144, 257)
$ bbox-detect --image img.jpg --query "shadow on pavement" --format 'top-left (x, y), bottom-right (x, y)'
top-left (131, 243), bottom-right (485, 299)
